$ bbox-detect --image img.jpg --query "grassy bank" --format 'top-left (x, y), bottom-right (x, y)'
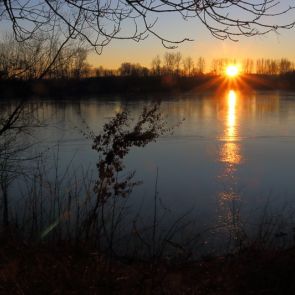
top-left (1, 237), bottom-right (295, 294)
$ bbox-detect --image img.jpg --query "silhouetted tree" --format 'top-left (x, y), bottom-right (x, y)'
top-left (256, 59), bottom-right (265, 74)
top-left (183, 57), bottom-right (194, 76)
top-left (151, 55), bottom-right (162, 76)
top-left (174, 52), bottom-right (182, 76)
top-left (256, 58), bottom-right (295, 75)
top-left (279, 58), bottom-right (293, 74)
top-left (119, 62), bottom-right (149, 77)
top-left (243, 59), bottom-right (254, 74)
top-left (71, 48), bottom-right (90, 79)
top-left (196, 57), bottom-right (206, 75)
top-left (163, 52), bottom-right (182, 75)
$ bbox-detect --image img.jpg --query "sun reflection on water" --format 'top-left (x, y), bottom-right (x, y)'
top-left (220, 142), bottom-right (242, 166)
top-left (227, 90), bottom-right (237, 137)
top-left (218, 90), bottom-right (243, 233)
top-left (220, 90), bottom-right (242, 165)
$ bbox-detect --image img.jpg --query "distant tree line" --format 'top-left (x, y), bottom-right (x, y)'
top-left (255, 58), bottom-right (294, 75)
top-left (93, 53), bottom-right (206, 78)
top-left (95, 56), bottom-right (295, 78)
top-left (211, 58), bottom-right (295, 75)
top-left (0, 35), bottom-right (294, 80)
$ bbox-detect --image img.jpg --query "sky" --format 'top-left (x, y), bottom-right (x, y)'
top-left (88, 1), bottom-right (295, 70)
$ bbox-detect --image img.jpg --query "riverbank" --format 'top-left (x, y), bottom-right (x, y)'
top-left (1, 238), bottom-right (295, 294)
top-left (1, 73), bottom-right (295, 98)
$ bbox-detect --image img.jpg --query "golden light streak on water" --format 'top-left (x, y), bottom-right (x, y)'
top-left (227, 90), bottom-right (236, 138)
top-left (218, 90), bottom-right (243, 230)
top-left (220, 90), bottom-right (242, 165)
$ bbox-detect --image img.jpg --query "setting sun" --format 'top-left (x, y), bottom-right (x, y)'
top-left (226, 65), bottom-right (239, 78)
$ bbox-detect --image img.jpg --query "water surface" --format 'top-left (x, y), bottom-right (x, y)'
top-left (8, 90), bottom-right (295, 230)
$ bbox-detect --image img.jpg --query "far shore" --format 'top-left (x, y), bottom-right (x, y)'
top-left (1, 73), bottom-right (295, 99)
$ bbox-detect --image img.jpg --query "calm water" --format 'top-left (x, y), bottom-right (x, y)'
top-left (8, 90), bottom-right (295, 229)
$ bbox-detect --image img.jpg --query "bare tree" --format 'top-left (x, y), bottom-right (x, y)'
top-left (256, 59), bottom-right (265, 74)
top-left (279, 58), bottom-right (293, 74)
top-left (119, 62), bottom-right (149, 76)
top-left (196, 57), bottom-right (206, 75)
top-left (174, 52), bottom-right (182, 76)
top-left (164, 52), bottom-right (175, 74)
top-left (256, 58), bottom-right (295, 74)
top-left (71, 48), bottom-right (89, 79)
top-left (151, 55), bottom-right (162, 76)
top-left (164, 52), bottom-right (182, 75)
top-left (182, 57), bottom-right (194, 76)
top-left (243, 58), bottom-right (254, 74)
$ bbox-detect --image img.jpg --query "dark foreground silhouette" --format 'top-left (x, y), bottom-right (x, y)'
top-left (1, 239), bottom-right (295, 295)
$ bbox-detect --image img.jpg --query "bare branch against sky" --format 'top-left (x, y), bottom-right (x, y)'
top-left (0, 0), bottom-right (295, 51)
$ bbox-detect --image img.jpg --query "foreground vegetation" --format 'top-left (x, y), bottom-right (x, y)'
top-left (2, 239), bottom-right (295, 295)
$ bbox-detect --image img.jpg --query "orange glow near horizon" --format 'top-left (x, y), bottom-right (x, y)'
top-left (225, 65), bottom-right (239, 78)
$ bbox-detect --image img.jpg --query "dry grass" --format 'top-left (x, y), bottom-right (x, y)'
top-left (1, 238), bottom-right (295, 295)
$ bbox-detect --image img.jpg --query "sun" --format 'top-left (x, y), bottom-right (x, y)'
top-left (226, 65), bottom-right (239, 78)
